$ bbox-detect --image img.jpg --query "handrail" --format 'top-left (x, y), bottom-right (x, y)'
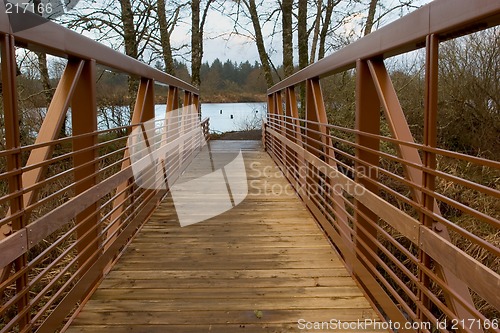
top-left (265, 0), bottom-right (500, 331)
top-left (268, 0), bottom-right (500, 94)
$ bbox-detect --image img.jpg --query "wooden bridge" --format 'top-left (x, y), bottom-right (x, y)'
top-left (65, 140), bottom-right (384, 333)
top-left (1, 0), bottom-right (499, 332)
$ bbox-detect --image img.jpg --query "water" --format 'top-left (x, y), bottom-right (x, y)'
top-left (48, 102), bottom-right (268, 135)
top-left (199, 102), bottom-right (267, 133)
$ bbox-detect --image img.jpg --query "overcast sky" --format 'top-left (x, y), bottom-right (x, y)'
top-left (169, 0), bottom-right (432, 66)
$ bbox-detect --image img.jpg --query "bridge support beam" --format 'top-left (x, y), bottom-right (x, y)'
top-left (107, 78), bottom-right (155, 255)
top-left (72, 60), bottom-right (100, 275)
top-left (1, 34), bottom-right (30, 331)
top-left (354, 60), bottom-right (380, 271)
top-left (305, 79), bottom-right (354, 270)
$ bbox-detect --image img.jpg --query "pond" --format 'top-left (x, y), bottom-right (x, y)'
top-left (45, 102), bottom-right (268, 135)
top-left (198, 102), bottom-right (267, 133)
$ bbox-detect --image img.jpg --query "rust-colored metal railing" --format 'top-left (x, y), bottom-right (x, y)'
top-left (264, 0), bottom-right (499, 332)
top-left (0, 6), bottom-right (205, 332)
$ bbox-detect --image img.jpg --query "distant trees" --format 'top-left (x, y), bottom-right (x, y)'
top-left (199, 58), bottom-right (267, 101)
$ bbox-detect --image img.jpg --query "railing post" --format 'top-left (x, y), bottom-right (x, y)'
top-left (284, 87), bottom-right (306, 191)
top-left (274, 91), bottom-right (286, 164)
top-left (167, 86), bottom-right (179, 112)
top-left (183, 90), bottom-right (192, 108)
top-left (1, 33), bottom-right (30, 331)
top-left (354, 60), bottom-right (380, 270)
top-left (418, 33), bottom-right (439, 323)
top-left (107, 78), bottom-right (155, 253)
top-left (284, 87), bottom-right (302, 145)
top-left (71, 59), bottom-right (99, 275)
top-left (306, 78), bottom-right (354, 270)
top-left (266, 93), bottom-right (276, 151)
top-left (193, 93), bottom-right (200, 119)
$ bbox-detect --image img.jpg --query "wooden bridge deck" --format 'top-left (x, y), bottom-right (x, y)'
top-left (66, 141), bottom-right (385, 333)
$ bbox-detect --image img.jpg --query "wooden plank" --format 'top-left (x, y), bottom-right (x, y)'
top-left (98, 276), bottom-right (359, 289)
top-left (71, 309), bottom-right (380, 325)
top-left (90, 286), bottom-right (366, 300)
top-left (79, 297), bottom-right (374, 311)
top-left (112, 261), bottom-right (344, 270)
top-left (67, 324), bottom-right (387, 333)
top-left (105, 268), bottom-right (352, 280)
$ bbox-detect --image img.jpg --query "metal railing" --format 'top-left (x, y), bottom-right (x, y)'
top-left (264, 0), bottom-right (500, 332)
top-left (0, 5), bottom-right (204, 332)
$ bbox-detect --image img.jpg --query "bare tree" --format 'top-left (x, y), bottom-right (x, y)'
top-left (364, 0), bottom-right (378, 35)
top-left (281, 0), bottom-right (293, 77)
top-left (191, 0), bottom-right (214, 87)
top-left (297, 0), bottom-right (308, 70)
top-left (309, 0), bottom-right (322, 63)
top-left (156, 0), bottom-right (180, 75)
top-left (235, 0), bottom-right (274, 88)
top-left (318, 0), bottom-right (337, 60)
top-left (60, 0), bottom-right (156, 110)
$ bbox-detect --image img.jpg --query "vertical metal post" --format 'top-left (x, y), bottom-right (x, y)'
top-left (192, 93), bottom-right (200, 119)
top-left (274, 91), bottom-right (286, 163)
top-left (285, 87), bottom-right (307, 195)
top-left (183, 91), bottom-right (192, 108)
top-left (142, 79), bottom-right (155, 121)
top-left (285, 87), bottom-right (302, 145)
top-left (354, 60), bottom-right (380, 270)
top-left (418, 34), bottom-right (439, 322)
top-left (167, 86), bottom-right (179, 112)
top-left (266, 93), bottom-right (276, 151)
top-left (71, 59), bottom-right (99, 273)
top-left (107, 78), bottom-right (153, 254)
top-left (304, 79), bottom-right (322, 155)
top-left (311, 78), bottom-right (354, 269)
top-left (1, 34), bottom-right (30, 330)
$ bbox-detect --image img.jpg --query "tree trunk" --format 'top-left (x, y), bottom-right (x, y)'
top-left (310, 0), bottom-right (322, 64)
top-left (119, 0), bottom-right (139, 112)
top-left (191, 0), bottom-right (214, 87)
top-left (245, 0), bottom-right (274, 88)
top-left (191, 0), bottom-right (202, 87)
top-left (298, 0), bottom-right (308, 118)
top-left (37, 53), bottom-right (52, 106)
top-left (282, 0), bottom-right (293, 78)
top-left (364, 0), bottom-right (378, 36)
top-left (298, 0), bottom-right (308, 70)
top-left (318, 0), bottom-right (335, 60)
top-left (157, 0), bottom-right (175, 75)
